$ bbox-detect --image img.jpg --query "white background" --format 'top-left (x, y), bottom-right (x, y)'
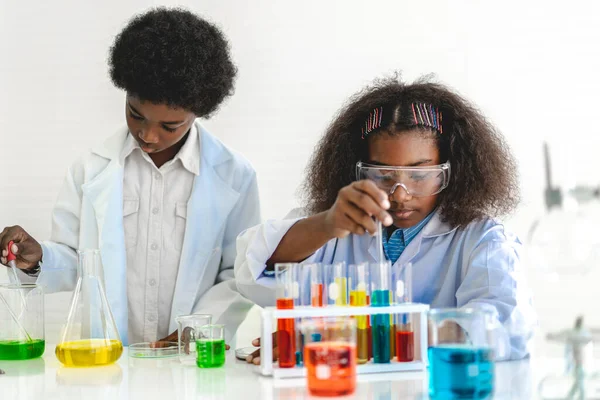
top-left (1, 0), bottom-right (600, 353)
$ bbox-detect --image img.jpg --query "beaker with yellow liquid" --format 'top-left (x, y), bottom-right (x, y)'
top-left (55, 249), bottom-right (123, 367)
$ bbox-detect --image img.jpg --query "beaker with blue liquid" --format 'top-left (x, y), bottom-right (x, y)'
top-left (428, 308), bottom-right (495, 399)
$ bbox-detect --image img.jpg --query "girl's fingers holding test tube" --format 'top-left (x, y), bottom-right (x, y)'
top-left (343, 203), bottom-right (375, 235)
top-left (247, 333), bottom-right (278, 364)
top-left (350, 181), bottom-right (392, 225)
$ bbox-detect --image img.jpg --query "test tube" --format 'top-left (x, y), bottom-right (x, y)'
top-left (295, 264), bottom-right (311, 366)
top-left (301, 317), bottom-right (357, 397)
top-left (348, 263), bottom-right (369, 364)
top-left (324, 262), bottom-right (348, 306)
top-left (393, 262), bottom-right (414, 362)
top-left (308, 263), bottom-right (324, 307)
top-left (275, 263), bottom-right (298, 368)
top-left (370, 261), bottom-right (392, 363)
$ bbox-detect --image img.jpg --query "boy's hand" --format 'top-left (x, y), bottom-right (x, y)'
top-left (246, 332), bottom-right (278, 365)
top-left (158, 330), bottom-right (230, 350)
top-left (324, 180), bottom-right (392, 238)
top-left (0, 226), bottom-right (42, 270)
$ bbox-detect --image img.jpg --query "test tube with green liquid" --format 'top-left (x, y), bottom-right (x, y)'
top-left (370, 261), bottom-right (392, 363)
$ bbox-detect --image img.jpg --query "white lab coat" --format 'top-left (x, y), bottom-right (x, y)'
top-left (22, 121), bottom-right (261, 345)
top-left (234, 210), bottom-right (536, 360)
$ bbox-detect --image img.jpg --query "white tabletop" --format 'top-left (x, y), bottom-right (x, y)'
top-left (0, 344), bottom-right (565, 400)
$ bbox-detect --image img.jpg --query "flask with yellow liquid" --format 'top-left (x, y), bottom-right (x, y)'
top-left (55, 249), bottom-right (123, 367)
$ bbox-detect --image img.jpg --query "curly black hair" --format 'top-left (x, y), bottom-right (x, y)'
top-left (302, 75), bottom-right (519, 227)
top-left (109, 7), bottom-right (236, 117)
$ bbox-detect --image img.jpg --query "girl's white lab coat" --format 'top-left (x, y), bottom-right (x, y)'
top-left (234, 210), bottom-right (536, 360)
top-left (25, 121), bottom-right (261, 345)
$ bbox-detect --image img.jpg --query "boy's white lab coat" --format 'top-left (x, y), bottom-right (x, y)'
top-left (234, 210), bottom-right (536, 360)
top-left (25, 121), bottom-right (261, 344)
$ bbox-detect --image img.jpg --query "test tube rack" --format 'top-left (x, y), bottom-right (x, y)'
top-left (256, 303), bottom-right (429, 379)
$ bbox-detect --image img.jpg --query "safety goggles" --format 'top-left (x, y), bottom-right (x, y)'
top-left (356, 161), bottom-right (451, 197)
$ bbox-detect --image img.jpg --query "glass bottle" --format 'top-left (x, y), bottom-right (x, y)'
top-left (55, 249), bottom-right (123, 367)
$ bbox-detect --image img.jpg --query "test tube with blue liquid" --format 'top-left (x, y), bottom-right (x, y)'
top-left (428, 308), bottom-right (495, 398)
top-left (369, 261), bottom-right (392, 363)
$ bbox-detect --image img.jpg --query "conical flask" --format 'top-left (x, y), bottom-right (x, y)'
top-left (55, 249), bottom-right (123, 367)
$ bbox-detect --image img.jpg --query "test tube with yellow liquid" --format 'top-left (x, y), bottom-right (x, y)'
top-left (55, 250), bottom-right (123, 367)
top-left (349, 263), bottom-right (369, 364)
top-left (324, 263), bottom-right (348, 306)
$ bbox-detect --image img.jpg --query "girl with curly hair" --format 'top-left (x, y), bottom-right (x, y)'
top-left (237, 76), bottom-right (535, 363)
top-left (0, 8), bottom-right (260, 346)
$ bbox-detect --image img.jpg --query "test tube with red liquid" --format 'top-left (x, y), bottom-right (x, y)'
top-left (393, 262), bottom-right (414, 362)
top-left (275, 263), bottom-right (298, 368)
top-left (301, 317), bottom-right (357, 397)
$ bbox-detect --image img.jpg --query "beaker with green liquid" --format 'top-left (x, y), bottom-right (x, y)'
top-left (196, 324), bottom-right (226, 368)
top-left (0, 284), bottom-right (45, 360)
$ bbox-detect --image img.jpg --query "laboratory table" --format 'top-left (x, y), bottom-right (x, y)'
top-left (0, 344), bottom-right (573, 399)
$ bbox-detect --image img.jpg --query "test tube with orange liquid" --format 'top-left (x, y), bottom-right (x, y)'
top-left (301, 317), bottom-right (357, 397)
top-left (275, 263), bottom-right (298, 368)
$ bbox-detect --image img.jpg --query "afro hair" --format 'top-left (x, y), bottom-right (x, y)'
top-left (109, 7), bottom-right (237, 117)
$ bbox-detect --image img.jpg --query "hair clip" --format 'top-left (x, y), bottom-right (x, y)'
top-left (361, 107), bottom-right (383, 139)
top-left (411, 102), bottom-right (443, 134)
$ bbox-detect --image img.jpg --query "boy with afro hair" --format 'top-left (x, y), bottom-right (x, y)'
top-left (1, 8), bottom-right (260, 346)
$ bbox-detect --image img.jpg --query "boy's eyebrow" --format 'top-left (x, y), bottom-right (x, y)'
top-left (127, 102), bottom-right (186, 126)
top-left (367, 159), bottom-right (433, 167)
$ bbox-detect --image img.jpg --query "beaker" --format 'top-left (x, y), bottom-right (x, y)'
top-left (196, 324), bottom-right (226, 368)
top-left (370, 261), bottom-right (392, 363)
top-left (275, 263), bottom-right (298, 368)
top-left (175, 314), bottom-right (212, 365)
top-left (393, 262), bottom-right (413, 362)
top-left (348, 263), bottom-right (369, 364)
top-left (301, 317), bottom-right (357, 397)
top-left (428, 308), bottom-right (495, 399)
top-left (55, 249), bottom-right (123, 367)
top-left (0, 284), bottom-right (44, 360)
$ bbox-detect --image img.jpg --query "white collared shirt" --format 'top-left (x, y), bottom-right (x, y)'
top-left (121, 126), bottom-right (199, 343)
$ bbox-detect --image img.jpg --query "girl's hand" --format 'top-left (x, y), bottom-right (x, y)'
top-left (246, 332), bottom-right (278, 365)
top-left (0, 225), bottom-right (43, 270)
top-left (323, 180), bottom-right (392, 238)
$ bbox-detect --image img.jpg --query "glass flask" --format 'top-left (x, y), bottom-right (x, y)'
top-left (428, 308), bottom-right (495, 399)
top-left (0, 284), bottom-right (45, 360)
top-left (55, 249), bottom-right (123, 367)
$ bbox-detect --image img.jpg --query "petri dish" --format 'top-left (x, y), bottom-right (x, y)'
top-left (128, 341), bottom-right (179, 358)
